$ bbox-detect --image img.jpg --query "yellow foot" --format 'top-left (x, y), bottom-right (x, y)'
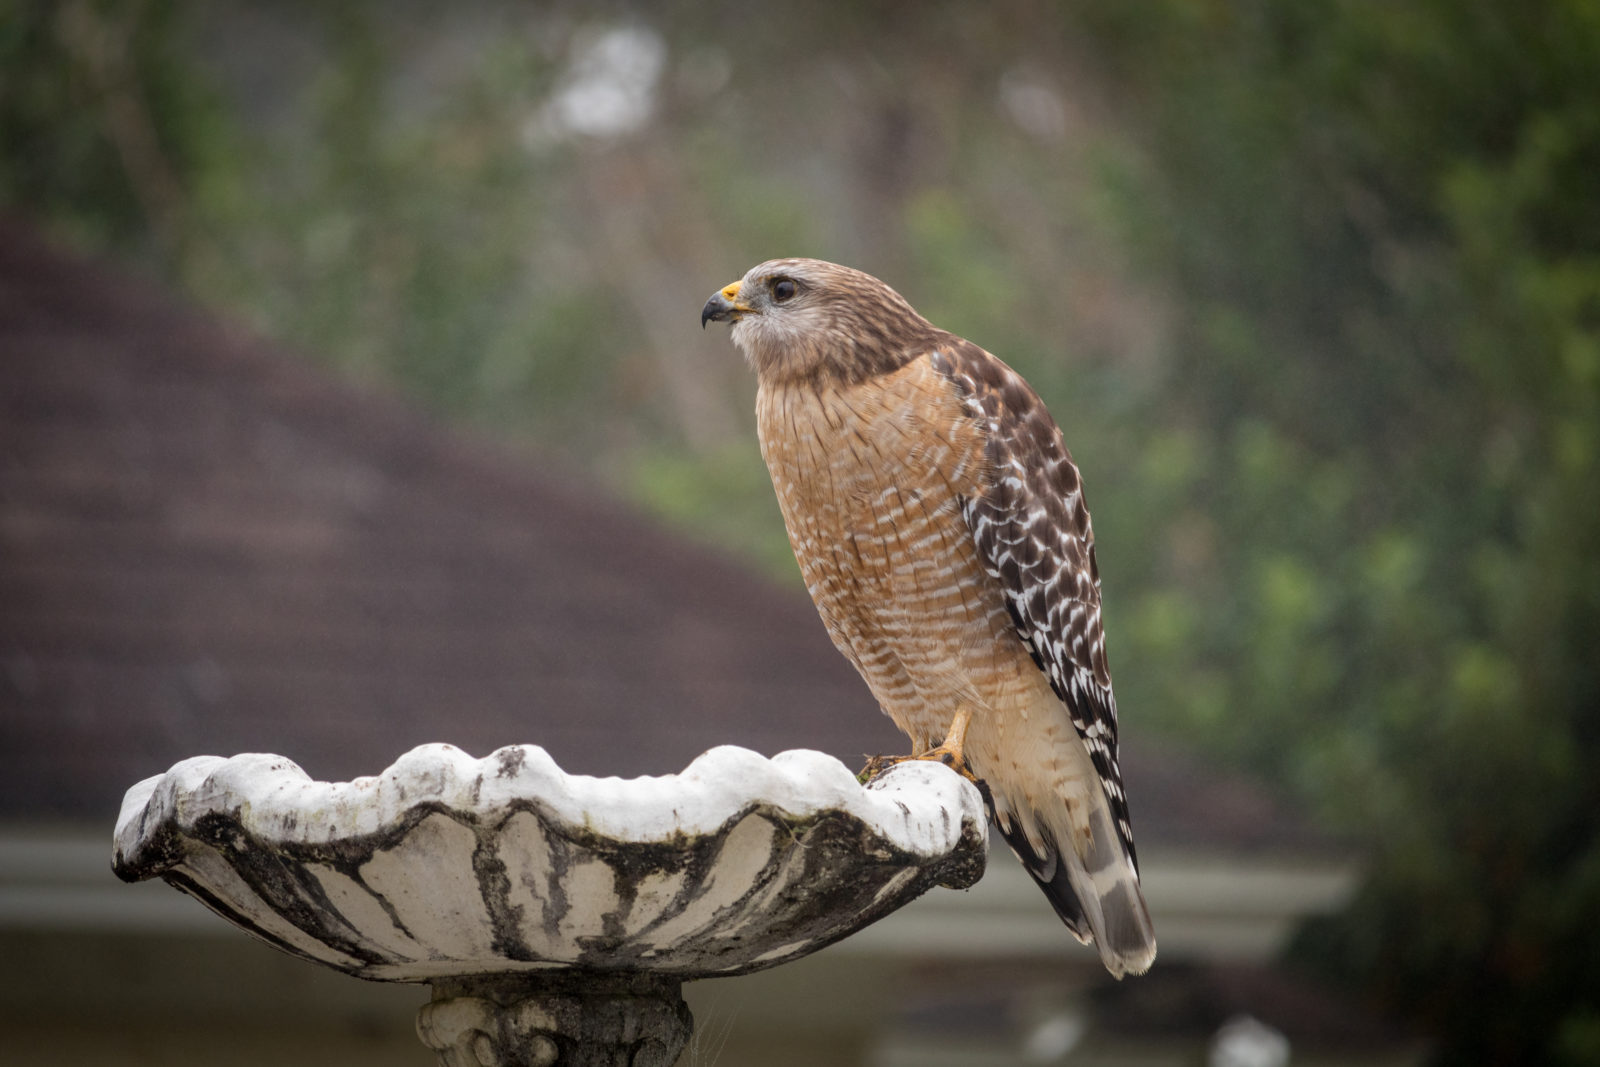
top-left (916, 743), bottom-right (980, 784)
top-left (856, 747), bottom-right (981, 787)
top-left (858, 707), bottom-right (981, 786)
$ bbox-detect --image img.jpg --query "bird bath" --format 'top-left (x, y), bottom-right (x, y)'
top-left (113, 744), bottom-right (987, 1065)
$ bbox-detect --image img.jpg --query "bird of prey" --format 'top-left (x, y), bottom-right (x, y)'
top-left (702, 259), bottom-right (1156, 978)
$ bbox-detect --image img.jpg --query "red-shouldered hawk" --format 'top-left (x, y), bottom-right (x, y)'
top-left (702, 259), bottom-right (1156, 978)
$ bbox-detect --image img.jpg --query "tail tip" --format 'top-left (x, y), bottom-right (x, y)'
top-left (1095, 878), bottom-right (1157, 979)
top-left (1101, 940), bottom-right (1157, 979)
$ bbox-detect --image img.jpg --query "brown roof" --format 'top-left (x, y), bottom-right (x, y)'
top-left (0, 220), bottom-right (1331, 855)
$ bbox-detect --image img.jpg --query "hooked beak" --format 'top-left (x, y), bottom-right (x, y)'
top-left (701, 280), bottom-right (749, 328)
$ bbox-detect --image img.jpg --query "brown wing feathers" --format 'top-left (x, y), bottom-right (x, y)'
top-left (929, 341), bottom-right (1140, 873)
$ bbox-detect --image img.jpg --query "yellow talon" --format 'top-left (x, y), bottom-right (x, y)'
top-left (858, 708), bottom-right (980, 785)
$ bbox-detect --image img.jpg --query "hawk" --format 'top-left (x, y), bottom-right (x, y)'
top-left (702, 258), bottom-right (1156, 977)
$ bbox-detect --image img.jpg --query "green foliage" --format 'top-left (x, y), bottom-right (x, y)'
top-left (0, 0), bottom-right (218, 253)
top-left (1071, 1), bottom-right (1600, 1061)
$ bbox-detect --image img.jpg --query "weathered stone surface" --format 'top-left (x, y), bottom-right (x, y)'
top-left (112, 744), bottom-right (987, 982)
top-left (417, 974), bottom-right (693, 1067)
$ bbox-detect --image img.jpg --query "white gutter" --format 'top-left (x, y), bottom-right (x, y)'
top-left (0, 829), bottom-right (232, 933)
top-left (838, 845), bottom-right (1359, 963)
top-left (1, 828), bottom-right (1358, 964)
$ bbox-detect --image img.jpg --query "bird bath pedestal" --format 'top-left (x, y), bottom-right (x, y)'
top-left (112, 744), bottom-right (987, 1065)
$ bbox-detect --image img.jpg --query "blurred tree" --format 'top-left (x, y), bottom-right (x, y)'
top-left (0, 0), bottom-right (1163, 562)
top-left (1069, 1), bottom-right (1600, 1063)
top-left (1, 0), bottom-right (207, 255)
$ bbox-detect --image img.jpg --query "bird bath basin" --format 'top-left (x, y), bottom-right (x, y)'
top-left (113, 744), bottom-right (987, 1065)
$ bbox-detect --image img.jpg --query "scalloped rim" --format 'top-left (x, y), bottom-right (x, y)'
top-left (114, 744), bottom-right (986, 880)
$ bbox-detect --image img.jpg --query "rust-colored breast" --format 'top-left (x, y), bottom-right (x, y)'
top-left (756, 356), bottom-right (1033, 749)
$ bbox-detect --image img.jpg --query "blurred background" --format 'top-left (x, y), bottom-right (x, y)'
top-left (2, 1), bottom-right (1597, 1064)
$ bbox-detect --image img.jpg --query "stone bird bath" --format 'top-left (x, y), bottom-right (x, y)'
top-left (113, 744), bottom-right (987, 1065)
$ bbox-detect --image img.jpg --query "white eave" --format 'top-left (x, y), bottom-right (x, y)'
top-left (1, 826), bottom-right (1358, 967)
top-left (833, 844), bottom-right (1359, 964)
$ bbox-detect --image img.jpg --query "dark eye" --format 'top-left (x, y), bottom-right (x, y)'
top-left (771, 278), bottom-right (797, 302)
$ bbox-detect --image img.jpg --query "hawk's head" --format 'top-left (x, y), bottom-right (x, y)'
top-left (702, 258), bottom-right (939, 385)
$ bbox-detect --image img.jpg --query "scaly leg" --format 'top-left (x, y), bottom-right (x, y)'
top-left (859, 707), bottom-right (980, 785)
top-left (917, 706), bottom-right (976, 781)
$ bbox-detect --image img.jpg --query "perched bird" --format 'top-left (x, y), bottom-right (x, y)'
top-left (702, 259), bottom-right (1156, 977)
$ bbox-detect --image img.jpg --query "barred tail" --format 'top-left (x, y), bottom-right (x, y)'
top-left (989, 787), bottom-right (1157, 979)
